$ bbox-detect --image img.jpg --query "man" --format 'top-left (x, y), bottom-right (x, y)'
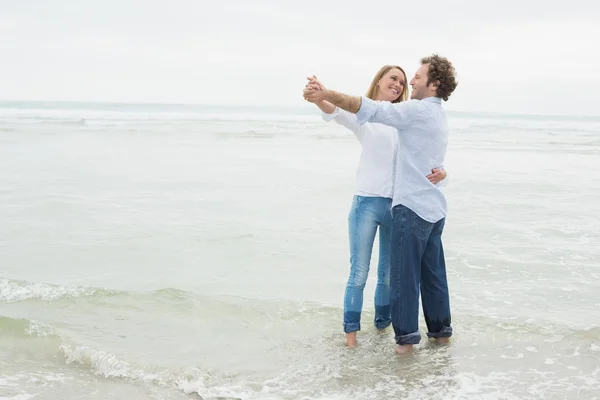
top-left (303, 54), bottom-right (458, 354)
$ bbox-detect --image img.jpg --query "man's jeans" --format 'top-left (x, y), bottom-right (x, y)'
top-left (344, 196), bottom-right (393, 333)
top-left (390, 204), bottom-right (452, 345)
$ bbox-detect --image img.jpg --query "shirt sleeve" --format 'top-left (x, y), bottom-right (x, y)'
top-left (322, 107), bottom-right (363, 141)
top-left (356, 96), bottom-right (417, 131)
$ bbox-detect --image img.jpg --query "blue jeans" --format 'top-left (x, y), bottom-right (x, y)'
top-left (344, 195), bottom-right (393, 333)
top-left (390, 204), bottom-right (452, 345)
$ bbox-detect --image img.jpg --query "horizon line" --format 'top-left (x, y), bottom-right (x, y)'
top-left (0, 99), bottom-right (598, 120)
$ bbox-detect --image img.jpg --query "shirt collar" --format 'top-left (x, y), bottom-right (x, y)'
top-left (422, 96), bottom-right (442, 104)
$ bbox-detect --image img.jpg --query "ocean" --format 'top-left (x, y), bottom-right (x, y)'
top-left (1, 101), bottom-right (599, 399)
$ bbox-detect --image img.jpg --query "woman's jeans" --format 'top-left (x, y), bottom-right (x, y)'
top-left (344, 195), bottom-right (393, 333)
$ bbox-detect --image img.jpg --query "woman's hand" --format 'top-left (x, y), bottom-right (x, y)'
top-left (306, 75), bottom-right (325, 91)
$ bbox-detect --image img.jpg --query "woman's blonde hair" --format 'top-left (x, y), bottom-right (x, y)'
top-left (365, 65), bottom-right (409, 103)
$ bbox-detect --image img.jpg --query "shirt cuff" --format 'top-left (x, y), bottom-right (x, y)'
top-left (321, 107), bottom-right (340, 122)
top-left (356, 96), bottom-right (376, 125)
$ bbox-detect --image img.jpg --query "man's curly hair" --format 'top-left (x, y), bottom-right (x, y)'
top-left (420, 54), bottom-right (458, 101)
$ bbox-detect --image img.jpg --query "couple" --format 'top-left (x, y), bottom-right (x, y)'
top-left (304, 54), bottom-right (458, 354)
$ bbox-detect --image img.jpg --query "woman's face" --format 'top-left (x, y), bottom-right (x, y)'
top-left (376, 68), bottom-right (406, 102)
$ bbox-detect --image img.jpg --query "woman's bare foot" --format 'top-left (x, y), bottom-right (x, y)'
top-left (435, 337), bottom-right (450, 345)
top-left (395, 344), bottom-right (414, 354)
top-left (346, 332), bottom-right (357, 348)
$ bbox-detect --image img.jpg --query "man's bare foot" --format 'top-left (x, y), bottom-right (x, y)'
top-left (395, 344), bottom-right (414, 354)
top-left (435, 337), bottom-right (450, 345)
top-left (346, 332), bottom-right (357, 348)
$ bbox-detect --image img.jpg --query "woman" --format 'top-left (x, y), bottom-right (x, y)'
top-left (308, 66), bottom-right (447, 348)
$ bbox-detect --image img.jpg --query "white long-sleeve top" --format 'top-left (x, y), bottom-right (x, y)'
top-left (323, 107), bottom-right (398, 199)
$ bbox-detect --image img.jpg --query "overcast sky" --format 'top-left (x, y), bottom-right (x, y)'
top-left (1, 0), bottom-right (598, 115)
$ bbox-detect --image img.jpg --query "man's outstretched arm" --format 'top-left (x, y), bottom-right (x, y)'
top-left (303, 78), bottom-right (414, 130)
top-left (321, 90), bottom-right (362, 114)
top-left (304, 77), bottom-right (362, 114)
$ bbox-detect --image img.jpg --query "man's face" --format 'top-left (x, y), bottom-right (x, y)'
top-left (409, 63), bottom-right (437, 100)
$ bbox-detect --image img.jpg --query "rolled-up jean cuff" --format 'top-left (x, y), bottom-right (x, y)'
top-left (427, 326), bottom-right (453, 339)
top-left (375, 320), bottom-right (391, 330)
top-left (395, 331), bottom-right (421, 345)
top-left (344, 322), bottom-right (361, 333)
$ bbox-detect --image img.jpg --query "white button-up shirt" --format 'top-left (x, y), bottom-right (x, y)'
top-left (323, 107), bottom-right (397, 198)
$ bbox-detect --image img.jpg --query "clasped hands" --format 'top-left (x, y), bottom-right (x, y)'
top-left (303, 76), bottom-right (328, 103)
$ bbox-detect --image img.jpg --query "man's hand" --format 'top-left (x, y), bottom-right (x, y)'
top-left (304, 86), bottom-right (328, 103)
top-left (426, 168), bottom-right (447, 184)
